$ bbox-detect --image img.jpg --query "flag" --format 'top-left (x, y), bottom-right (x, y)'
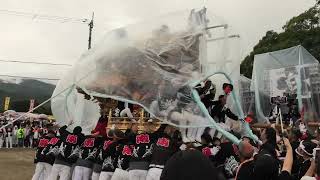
top-left (4, 97), bottom-right (10, 111)
top-left (29, 99), bottom-right (35, 112)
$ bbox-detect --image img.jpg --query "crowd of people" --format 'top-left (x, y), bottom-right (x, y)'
top-left (0, 116), bottom-right (52, 149)
top-left (30, 115), bottom-right (320, 180)
top-left (26, 80), bottom-right (320, 180)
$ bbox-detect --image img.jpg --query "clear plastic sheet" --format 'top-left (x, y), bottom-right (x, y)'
top-left (51, 8), bottom-right (254, 142)
top-left (52, 9), bottom-right (211, 134)
top-left (239, 75), bottom-right (255, 117)
top-left (251, 45), bottom-right (320, 126)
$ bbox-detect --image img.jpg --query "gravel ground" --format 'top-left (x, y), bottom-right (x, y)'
top-left (0, 148), bottom-right (35, 180)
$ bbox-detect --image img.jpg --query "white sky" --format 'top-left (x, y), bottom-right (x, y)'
top-left (0, 0), bottom-right (316, 81)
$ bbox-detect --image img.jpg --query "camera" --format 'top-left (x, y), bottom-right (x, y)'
top-left (270, 96), bottom-right (287, 104)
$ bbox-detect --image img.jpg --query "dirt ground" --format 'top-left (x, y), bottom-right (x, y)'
top-left (0, 148), bottom-right (35, 180)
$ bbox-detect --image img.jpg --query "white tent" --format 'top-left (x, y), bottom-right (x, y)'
top-left (251, 45), bottom-right (320, 123)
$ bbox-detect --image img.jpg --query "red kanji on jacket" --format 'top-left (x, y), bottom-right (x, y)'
top-left (66, 135), bottom-right (78, 144)
top-left (38, 139), bottom-right (49, 148)
top-left (136, 134), bottom-right (150, 144)
top-left (202, 147), bottom-right (211, 157)
top-left (156, 138), bottom-right (170, 148)
top-left (83, 138), bottom-right (95, 148)
top-left (49, 137), bottom-right (59, 145)
top-left (103, 140), bottom-right (113, 150)
top-left (122, 145), bottom-right (132, 156)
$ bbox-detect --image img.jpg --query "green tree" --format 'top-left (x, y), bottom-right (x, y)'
top-left (240, 2), bottom-right (320, 78)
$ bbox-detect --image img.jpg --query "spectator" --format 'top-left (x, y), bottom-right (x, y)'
top-left (295, 140), bottom-right (317, 179)
top-left (235, 141), bottom-right (255, 180)
top-left (0, 128), bottom-right (5, 148)
top-left (301, 158), bottom-right (318, 180)
top-left (278, 138), bottom-right (294, 179)
top-left (17, 126), bottom-right (25, 148)
top-left (33, 125), bottom-right (40, 148)
top-left (13, 125), bottom-right (18, 147)
top-left (160, 150), bottom-right (221, 180)
top-left (5, 125), bottom-right (13, 148)
top-left (252, 127), bottom-right (279, 180)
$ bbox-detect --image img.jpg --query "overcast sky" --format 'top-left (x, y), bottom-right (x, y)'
top-left (0, 0), bottom-right (316, 82)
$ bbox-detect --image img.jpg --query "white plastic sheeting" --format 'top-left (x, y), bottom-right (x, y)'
top-left (251, 45), bottom-right (320, 124)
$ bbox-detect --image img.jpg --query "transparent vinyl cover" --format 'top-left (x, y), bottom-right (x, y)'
top-left (51, 9), bottom-right (215, 134)
top-left (251, 45), bottom-right (320, 124)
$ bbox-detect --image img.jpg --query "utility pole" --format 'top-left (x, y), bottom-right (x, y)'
top-left (88, 12), bottom-right (94, 50)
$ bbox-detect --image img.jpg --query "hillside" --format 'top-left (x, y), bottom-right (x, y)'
top-left (0, 78), bottom-right (55, 114)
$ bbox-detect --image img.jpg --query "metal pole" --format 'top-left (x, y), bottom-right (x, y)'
top-left (88, 12), bottom-right (94, 49)
top-left (206, 24), bottom-right (228, 30)
top-left (207, 34), bottom-right (240, 42)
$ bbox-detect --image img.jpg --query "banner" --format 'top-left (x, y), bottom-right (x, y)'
top-left (29, 99), bottom-right (35, 112)
top-left (4, 97), bottom-right (10, 111)
top-left (267, 65), bottom-right (312, 99)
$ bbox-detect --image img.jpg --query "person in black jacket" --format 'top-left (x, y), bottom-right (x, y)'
top-left (111, 129), bottom-right (133, 180)
top-left (48, 125), bottom-right (85, 180)
top-left (91, 129), bottom-right (114, 180)
top-left (160, 150), bottom-right (221, 180)
top-left (127, 122), bottom-right (155, 180)
top-left (294, 140), bottom-right (317, 180)
top-left (32, 130), bottom-right (56, 180)
top-left (252, 127), bottom-right (279, 180)
top-left (146, 124), bottom-right (179, 180)
top-left (209, 95), bottom-right (238, 124)
top-left (73, 134), bottom-right (103, 180)
top-left (98, 129), bottom-right (126, 180)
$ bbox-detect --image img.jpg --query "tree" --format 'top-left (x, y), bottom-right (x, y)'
top-left (240, 1), bottom-right (320, 78)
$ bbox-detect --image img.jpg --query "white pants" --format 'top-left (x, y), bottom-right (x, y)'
top-left (0, 138), bottom-right (4, 148)
top-left (6, 136), bottom-right (13, 148)
top-left (32, 162), bottom-right (52, 180)
top-left (12, 135), bottom-right (17, 146)
top-left (99, 172), bottom-right (114, 180)
top-left (92, 172), bottom-right (100, 180)
top-left (146, 168), bottom-right (162, 180)
top-left (128, 170), bottom-right (148, 180)
top-left (48, 164), bottom-right (71, 180)
top-left (72, 166), bottom-right (93, 180)
top-left (111, 168), bottom-right (129, 180)
top-left (30, 137), bottom-right (33, 148)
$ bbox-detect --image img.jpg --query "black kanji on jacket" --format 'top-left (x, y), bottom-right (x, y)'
top-left (34, 135), bottom-right (55, 165)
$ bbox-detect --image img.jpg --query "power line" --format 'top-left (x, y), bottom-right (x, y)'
top-left (0, 9), bottom-right (89, 24)
top-left (0, 59), bottom-right (72, 66)
top-left (0, 74), bottom-right (60, 81)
